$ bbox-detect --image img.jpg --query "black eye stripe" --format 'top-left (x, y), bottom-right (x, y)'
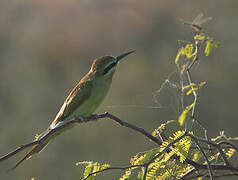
top-left (103, 62), bottom-right (117, 75)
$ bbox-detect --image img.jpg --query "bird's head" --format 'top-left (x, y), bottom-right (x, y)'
top-left (90, 50), bottom-right (135, 79)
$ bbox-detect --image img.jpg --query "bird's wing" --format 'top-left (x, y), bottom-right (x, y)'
top-left (51, 75), bottom-right (93, 127)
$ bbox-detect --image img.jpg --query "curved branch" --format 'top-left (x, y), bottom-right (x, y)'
top-left (0, 112), bottom-right (162, 163)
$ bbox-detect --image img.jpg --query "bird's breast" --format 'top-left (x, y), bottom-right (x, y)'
top-left (72, 80), bottom-right (111, 118)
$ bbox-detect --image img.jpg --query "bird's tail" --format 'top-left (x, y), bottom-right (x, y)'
top-left (9, 128), bottom-right (51, 171)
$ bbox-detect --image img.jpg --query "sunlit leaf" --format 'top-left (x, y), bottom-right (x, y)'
top-left (75, 161), bottom-right (92, 166)
top-left (152, 120), bottom-right (175, 137)
top-left (178, 103), bottom-right (195, 126)
top-left (100, 163), bottom-right (110, 170)
top-left (131, 149), bottom-right (159, 165)
top-left (184, 44), bottom-right (194, 58)
top-left (198, 81), bottom-right (206, 88)
top-left (180, 62), bottom-right (189, 75)
top-left (192, 149), bottom-right (201, 162)
top-left (83, 162), bottom-right (94, 180)
top-left (137, 171), bottom-right (144, 179)
top-left (214, 42), bottom-right (220, 48)
top-left (93, 162), bottom-right (100, 173)
top-left (205, 39), bottom-right (220, 56)
top-left (182, 83), bottom-right (196, 91)
top-left (175, 48), bottom-right (184, 64)
top-left (226, 148), bottom-right (236, 158)
top-left (120, 169), bottom-right (131, 180)
top-left (194, 33), bottom-right (206, 41)
top-left (34, 134), bottom-right (40, 141)
top-left (186, 88), bottom-right (198, 95)
top-left (205, 40), bottom-right (213, 56)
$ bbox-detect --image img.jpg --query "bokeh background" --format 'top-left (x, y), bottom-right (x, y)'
top-left (0, 0), bottom-right (238, 179)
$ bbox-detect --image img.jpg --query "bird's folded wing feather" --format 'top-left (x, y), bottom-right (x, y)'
top-left (51, 75), bottom-right (93, 127)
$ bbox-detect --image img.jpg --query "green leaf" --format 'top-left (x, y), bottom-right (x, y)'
top-left (175, 48), bottom-right (183, 64)
top-left (198, 81), bottom-right (206, 88)
top-left (192, 149), bottom-right (201, 161)
top-left (77, 161), bottom-right (110, 180)
top-left (194, 33), bottom-right (206, 41)
top-left (226, 148), bottom-right (236, 158)
top-left (147, 161), bottom-right (163, 179)
top-left (131, 149), bottom-right (159, 165)
top-left (178, 103), bottom-right (195, 126)
top-left (93, 162), bottom-right (100, 173)
top-left (83, 162), bottom-right (94, 180)
top-left (75, 161), bottom-right (93, 166)
top-left (137, 170), bottom-right (144, 180)
top-left (176, 137), bottom-right (192, 163)
top-left (152, 120), bottom-right (175, 137)
top-left (184, 44), bottom-right (194, 58)
top-left (186, 87), bottom-right (198, 95)
top-left (182, 83), bottom-right (196, 91)
top-left (34, 134), bottom-right (40, 141)
top-left (214, 42), bottom-right (220, 48)
top-left (100, 163), bottom-right (111, 170)
top-left (205, 40), bottom-right (213, 56)
top-left (180, 61), bottom-right (189, 75)
top-left (205, 39), bottom-right (220, 56)
top-left (120, 169), bottom-right (131, 180)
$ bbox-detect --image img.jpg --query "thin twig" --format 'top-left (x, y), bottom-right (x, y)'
top-left (83, 164), bottom-right (143, 180)
top-left (188, 134), bottom-right (214, 180)
top-left (185, 41), bottom-right (199, 119)
top-left (192, 136), bottom-right (238, 168)
top-left (218, 141), bottom-right (238, 152)
top-left (185, 31), bottom-right (210, 149)
top-left (178, 167), bottom-right (196, 180)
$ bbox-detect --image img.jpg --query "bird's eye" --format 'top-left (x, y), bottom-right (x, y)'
top-left (103, 62), bottom-right (117, 75)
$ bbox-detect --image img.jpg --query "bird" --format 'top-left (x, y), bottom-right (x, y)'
top-left (11, 50), bottom-right (135, 170)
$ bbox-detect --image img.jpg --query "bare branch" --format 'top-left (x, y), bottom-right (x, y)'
top-left (0, 112), bottom-right (162, 164)
top-left (0, 140), bottom-right (39, 162)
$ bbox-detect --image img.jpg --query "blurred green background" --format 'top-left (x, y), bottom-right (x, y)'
top-left (0, 0), bottom-right (238, 179)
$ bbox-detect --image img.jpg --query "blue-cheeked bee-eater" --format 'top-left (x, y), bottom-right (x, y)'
top-left (11, 50), bottom-right (135, 169)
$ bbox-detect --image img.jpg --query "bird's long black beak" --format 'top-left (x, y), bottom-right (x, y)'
top-left (116, 50), bottom-right (136, 63)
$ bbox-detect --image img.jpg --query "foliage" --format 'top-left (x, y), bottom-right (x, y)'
top-left (75, 14), bottom-right (238, 180)
top-left (178, 103), bottom-right (194, 126)
top-left (76, 161), bottom-right (111, 180)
